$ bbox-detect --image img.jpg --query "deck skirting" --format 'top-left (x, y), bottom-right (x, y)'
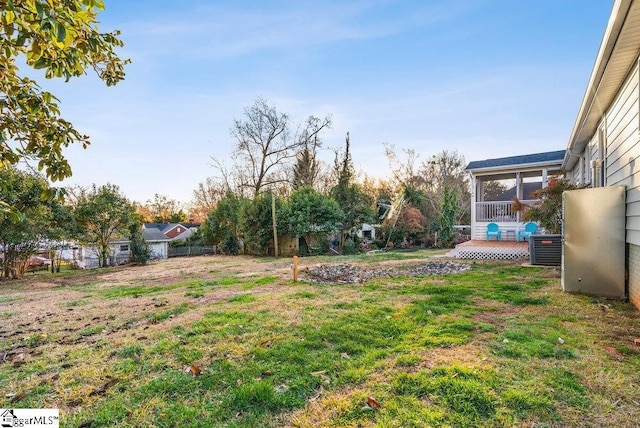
top-left (447, 240), bottom-right (529, 260)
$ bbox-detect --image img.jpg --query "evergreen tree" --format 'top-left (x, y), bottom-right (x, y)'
top-left (330, 133), bottom-right (374, 252)
top-left (129, 222), bottom-right (151, 265)
top-left (292, 145), bottom-right (320, 190)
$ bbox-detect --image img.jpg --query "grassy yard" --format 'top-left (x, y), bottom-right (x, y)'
top-left (1, 251), bottom-right (640, 427)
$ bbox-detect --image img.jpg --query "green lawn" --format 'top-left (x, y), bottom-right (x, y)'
top-left (1, 252), bottom-right (639, 427)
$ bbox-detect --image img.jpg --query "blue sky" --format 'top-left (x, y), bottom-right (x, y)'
top-left (38, 0), bottom-right (613, 205)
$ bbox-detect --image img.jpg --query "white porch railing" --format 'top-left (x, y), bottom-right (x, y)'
top-left (475, 200), bottom-right (538, 222)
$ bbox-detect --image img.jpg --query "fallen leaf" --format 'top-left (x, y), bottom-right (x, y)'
top-left (634, 338), bottom-right (640, 347)
top-left (341, 352), bottom-right (351, 359)
top-left (366, 396), bottom-right (381, 410)
top-left (190, 363), bottom-right (202, 376)
top-left (259, 340), bottom-right (272, 348)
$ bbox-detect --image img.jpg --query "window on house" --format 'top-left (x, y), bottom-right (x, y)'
top-left (120, 244), bottom-right (129, 252)
top-left (583, 144), bottom-right (591, 185)
top-left (597, 127), bottom-right (606, 187)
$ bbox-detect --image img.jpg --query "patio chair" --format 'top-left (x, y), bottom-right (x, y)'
top-left (486, 223), bottom-right (501, 241)
top-left (517, 222), bottom-right (538, 242)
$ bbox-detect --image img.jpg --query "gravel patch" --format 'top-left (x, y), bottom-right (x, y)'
top-left (304, 261), bottom-right (471, 284)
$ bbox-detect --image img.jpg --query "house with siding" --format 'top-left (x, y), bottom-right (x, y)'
top-left (73, 228), bottom-right (170, 269)
top-left (144, 223), bottom-right (198, 241)
top-left (563, 0), bottom-right (640, 307)
top-left (466, 150), bottom-right (565, 241)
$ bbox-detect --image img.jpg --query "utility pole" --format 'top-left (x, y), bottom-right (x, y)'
top-left (272, 192), bottom-right (278, 257)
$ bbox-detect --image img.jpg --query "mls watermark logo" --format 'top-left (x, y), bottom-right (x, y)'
top-left (1, 409), bottom-right (59, 427)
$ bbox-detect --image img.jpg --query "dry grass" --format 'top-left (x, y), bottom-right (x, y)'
top-left (1, 252), bottom-right (640, 427)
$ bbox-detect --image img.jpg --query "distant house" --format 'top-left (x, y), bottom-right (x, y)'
top-left (72, 228), bottom-right (170, 269)
top-left (144, 223), bottom-right (199, 241)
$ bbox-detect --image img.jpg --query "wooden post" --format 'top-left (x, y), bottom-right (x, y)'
top-left (292, 256), bottom-right (299, 282)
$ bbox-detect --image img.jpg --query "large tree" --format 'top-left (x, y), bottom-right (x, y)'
top-left (142, 193), bottom-right (187, 223)
top-left (330, 133), bottom-right (375, 251)
top-left (240, 191), bottom-right (281, 256)
top-left (0, 1), bottom-right (128, 182)
top-left (221, 98), bottom-right (332, 196)
top-left (282, 186), bottom-right (343, 255)
top-left (0, 167), bottom-right (54, 278)
top-left (420, 149), bottom-right (470, 226)
top-left (228, 97), bottom-right (292, 196)
top-left (291, 115), bottom-right (332, 190)
top-left (190, 176), bottom-right (228, 221)
top-left (74, 183), bottom-right (136, 267)
top-left (383, 143), bottom-right (424, 191)
top-left (200, 192), bottom-right (244, 254)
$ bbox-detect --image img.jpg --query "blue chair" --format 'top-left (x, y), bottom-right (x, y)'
top-left (517, 222), bottom-right (538, 242)
top-left (486, 223), bottom-right (501, 241)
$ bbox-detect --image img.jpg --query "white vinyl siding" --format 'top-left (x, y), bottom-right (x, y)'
top-left (602, 63), bottom-right (640, 245)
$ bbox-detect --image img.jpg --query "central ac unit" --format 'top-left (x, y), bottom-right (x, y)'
top-left (529, 234), bottom-right (562, 266)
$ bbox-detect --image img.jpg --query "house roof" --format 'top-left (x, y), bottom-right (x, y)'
top-left (564, 0), bottom-right (640, 170)
top-left (144, 222), bottom-right (198, 232)
top-left (466, 150), bottom-right (566, 171)
top-left (143, 228), bottom-right (172, 242)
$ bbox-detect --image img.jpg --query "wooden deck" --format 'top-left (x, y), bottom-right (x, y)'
top-left (447, 239), bottom-right (529, 260)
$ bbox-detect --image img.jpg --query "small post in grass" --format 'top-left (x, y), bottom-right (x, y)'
top-left (292, 256), bottom-right (299, 282)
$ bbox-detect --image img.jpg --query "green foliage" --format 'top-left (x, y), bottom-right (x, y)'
top-left (240, 191), bottom-right (280, 255)
top-left (201, 192), bottom-right (244, 254)
top-left (422, 150), bottom-right (470, 227)
top-left (282, 186), bottom-right (343, 254)
top-left (6, 258), bottom-right (640, 426)
top-left (434, 184), bottom-right (459, 247)
top-left (329, 134), bottom-right (375, 251)
top-left (73, 183), bottom-right (136, 267)
top-left (0, 1), bottom-right (128, 181)
top-left (523, 178), bottom-right (584, 234)
top-left (128, 222), bottom-right (151, 265)
top-left (144, 193), bottom-right (187, 223)
top-left (0, 167), bottom-right (62, 278)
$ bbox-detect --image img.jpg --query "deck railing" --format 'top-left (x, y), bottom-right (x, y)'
top-left (475, 200), bottom-right (537, 222)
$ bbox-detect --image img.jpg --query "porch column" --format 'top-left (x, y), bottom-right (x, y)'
top-left (470, 174), bottom-right (477, 229)
top-left (516, 172), bottom-right (522, 222)
top-left (542, 169), bottom-right (548, 188)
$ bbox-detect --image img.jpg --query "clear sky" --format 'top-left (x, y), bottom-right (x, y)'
top-left (36, 0), bottom-right (613, 205)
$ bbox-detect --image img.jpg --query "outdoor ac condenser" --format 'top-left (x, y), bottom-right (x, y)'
top-left (529, 234), bottom-right (562, 266)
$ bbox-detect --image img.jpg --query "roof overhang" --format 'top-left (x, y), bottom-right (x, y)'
top-left (564, 0), bottom-right (640, 170)
top-left (467, 160), bottom-right (564, 181)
